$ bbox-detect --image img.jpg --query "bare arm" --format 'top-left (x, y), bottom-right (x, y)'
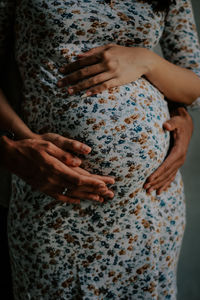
top-left (144, 50), bottom-right (200, 105)
top-left (0, 88), bottom-right (36, 139)
top-left (0, 90), bottom-right (114, 203)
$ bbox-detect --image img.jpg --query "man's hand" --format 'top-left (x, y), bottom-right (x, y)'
top-left (144, 107), bottom-right (193, 195)
top-left (0, 133), bottom-right (115, 204)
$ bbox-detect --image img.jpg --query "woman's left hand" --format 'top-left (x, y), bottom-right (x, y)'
top-left (57, 44), bottom-right (150, 96)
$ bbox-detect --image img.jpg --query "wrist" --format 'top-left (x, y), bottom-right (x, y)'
top-left (14, 128), bottom-right (38, 140)
top-left (143, 49), bottom-right (160, 77)
top-left (142, 48), bottom-right (157, 78)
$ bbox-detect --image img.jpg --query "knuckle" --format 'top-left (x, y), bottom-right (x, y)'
top-left (70, 140), bottom-right (78, 149)
top-left (102, 50), bottom-right (111, 62)
top-left (76, 70), bottom-right (82, 78)
top-left (88, 77), bottom-right (95, 85)
top-left (107, 60), bottom-right (116, 72)
top-left (102, 82), bottom-right (109, 89)
top-left (43, 141), bottom-right (52, 150)
top-left (75, 177), bottom-right (82, 186)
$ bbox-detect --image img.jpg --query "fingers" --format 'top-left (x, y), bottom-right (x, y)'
top-left (143, 145), bottom-right (181, 190)
top-left (45, 142), bottom-right (82, 167)
top-left (67, 71), bottom-right (114, 95)
top-left (83, 78), bottom-right (119, 96)
top-left (64, 190), bottom-right (102, 202)
top-left (58, 54), bottom-right (102, 75)
top-left (156, 172), bottom-right (177, 195)
top-left (45, 134), bottom-right (92, 155)
top-left (57, 63), bottom-right (105, 88)
top-left (56, 161), bottom-right (112, 189)
top-left (163, 116), bottom-right (181, 131)
top-left (72, 167), bottom-right (115, 185)
top-left (46, 185), bottom-right (113, 204)
top-left (146, 171), bottom-right (177, 194)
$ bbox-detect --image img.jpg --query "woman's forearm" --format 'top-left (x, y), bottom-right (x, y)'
top-left (0, 89), bottom-right (36, 139)
top-left (144, 49), bottom-right (200, 105)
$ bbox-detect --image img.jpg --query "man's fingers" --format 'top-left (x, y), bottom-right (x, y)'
top-left (163, 116), bottom-right (181, 131)
top-left (177, 107), bottom-right (188, 117)
top-left (92, 174), bottom-right (115, 185)
top-left (65, 190), bottom-right (103, 202)
top-left (52, 193), bottom-right (80, 204)
top-left (72, 167), bottom-right (115, 185)
top-left (46, 143), bottom-right (82, 167)
top-left (42, 133), bottom-right (92, 155)
top-left (146, 171), bottom-right (177, 194)
top-left (51, 135), bottom-right (91, 155)
top-left (144, 162), bottom-right (179, 189)
top-left (156, 173), bottom-right (177, 195)
top-left (144, 148), bottom-right (179, 185)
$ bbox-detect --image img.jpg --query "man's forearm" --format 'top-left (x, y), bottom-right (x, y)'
top-left (0, 88), bottom-right (35, 139)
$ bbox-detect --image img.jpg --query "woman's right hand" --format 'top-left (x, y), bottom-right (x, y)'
top-left (0, 134), bottom-right (115, 204)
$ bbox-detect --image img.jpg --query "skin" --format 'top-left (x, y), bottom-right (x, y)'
top-left (57, 44), bottom-right (200, 104)
top-left (0, 43), bottom-right (196, 203)
top-left (0, 133), bottom-right (115, 204)
top-left (144, 107), bottom-right (193, 194)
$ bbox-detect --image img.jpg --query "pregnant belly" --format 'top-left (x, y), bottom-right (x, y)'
top-left (22, 78), bottom-right (170, 195)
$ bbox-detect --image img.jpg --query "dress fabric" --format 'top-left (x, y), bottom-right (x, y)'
top-left (1, 0), bottom-right (200, 299)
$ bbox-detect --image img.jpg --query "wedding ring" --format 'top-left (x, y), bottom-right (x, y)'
top-left (62, 187), bottom-right (68, 196)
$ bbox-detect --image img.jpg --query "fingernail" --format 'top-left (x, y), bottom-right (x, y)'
top-left (81, 93), bottom-right (88, 99)
top-left (107, 192), bottom-right (114, 198)
top-left (109, 178), bottom-right (115, 184)
top-left (68, 88), bottom-right (74, 94)
top-left (81, 145), bottom-right (91, 153)
top-left (149, 188), bottom-right (154, 193)
top-left (71, 158), bottom-right (81, 166)
top-left (99, 197), bottom-right (104, 203)
top-left (81, 91), bottom-right (92, 98)
top-left (144, 184), bottom-right (151, 189)
top-left (93, 195), bottom-right (99, 201)
top-left (99, 188), bottom-right (108, 194)
top-left (99, 184), bottom-right (106, 189)
top-left (77, 54), bottom-right (84, 57)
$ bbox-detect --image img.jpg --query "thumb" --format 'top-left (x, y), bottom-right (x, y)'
top-left (163, 116), bottom-right (181, 131)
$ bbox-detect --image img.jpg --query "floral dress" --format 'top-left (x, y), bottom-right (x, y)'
top-left (1, 0), bottom-right (200, 299)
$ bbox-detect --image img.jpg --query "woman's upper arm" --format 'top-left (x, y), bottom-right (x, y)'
top-left (159, 0), bottom-right (200, 110)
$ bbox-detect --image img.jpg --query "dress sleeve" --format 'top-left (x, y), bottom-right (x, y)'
top-left (159, 0), bottom-right (200, 110)
top-left (0, 0), bottom-right (16, 69)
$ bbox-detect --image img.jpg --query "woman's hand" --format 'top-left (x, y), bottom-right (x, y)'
top-left (0, 133), bottom-right (115, 204)
top-left (143, 107), bottom-right (193, 195)
top-left (57, 44), bottom-right (150, 96)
